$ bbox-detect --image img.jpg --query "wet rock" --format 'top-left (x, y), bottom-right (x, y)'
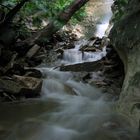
top-left (60, 60), bottom-right (104, 72)
top-left (24, 69), bottom-right (42, 78)
top-left (0, 76), bottom-right (42, 98)
top-left (55, 48), bottom-right (64, 55)
top-left (94, 44), bottom-right (100, 48)
top-left (100, 37), bottom-right (110, 48)
top-left (80, 44), bottom-right (99, 52)
top-left (79, 37), bottom-right (108, 52)
top-left (82, 73), bottom-right (92, 82)
top-left (64, 84), bottom-right (78, 96)
top-left (83, 47), bottom-right (100, 52)
top-left (95, 37), bottom-right (102, 43)
top-left (79, 44), bottom-right (100, 52)
top-left (79, 45), bottom-right (88, 51)
top-left (56, 42), bottom-right (75, 50)
top-left (71, 72), bottom-right (90, 82)
top-left (88, 39), bottom-right (96, 47)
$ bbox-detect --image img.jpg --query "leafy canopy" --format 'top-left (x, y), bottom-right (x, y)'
top-left (1, 0), bottom-right (86, 27)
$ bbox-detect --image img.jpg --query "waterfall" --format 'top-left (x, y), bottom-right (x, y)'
top-left (1, 1), bottom-right (139, 140)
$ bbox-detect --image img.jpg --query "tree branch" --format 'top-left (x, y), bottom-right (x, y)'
top-left (1, 0), bottom-right (30, 25)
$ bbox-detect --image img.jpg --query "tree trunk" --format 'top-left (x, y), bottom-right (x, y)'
top-left (0, 0), bottom-right (30, 27)
top-left (17, 0), bottom-right (89, 47)
top-left (0, 0), bottom-right (30, 45)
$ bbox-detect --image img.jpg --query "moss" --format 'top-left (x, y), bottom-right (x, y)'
top-left (130, 72), bottom-right (140, 87)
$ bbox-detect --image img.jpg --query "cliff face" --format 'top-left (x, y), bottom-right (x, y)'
top-left (109, 0), bottom-right (140, 128)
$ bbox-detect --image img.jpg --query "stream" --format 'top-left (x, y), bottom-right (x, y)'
top-left (0, 0), bottom-right (139, 140)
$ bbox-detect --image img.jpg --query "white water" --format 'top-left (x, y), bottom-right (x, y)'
top-left (62, 40), bottom-right (107, 64)
top-left (1, 68), bottom-right (137, 140)
top-left (61, 0), bottom-right (113, 65)
top-left (94, 0), bottom-right (113, 37)
top-left (0, 0), bottom-right (139, 140)
top-left (63, 48), bottom-right (107, 64)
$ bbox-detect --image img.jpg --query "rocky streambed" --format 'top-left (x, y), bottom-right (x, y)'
top-left (0, 34), bottom-right (139, 139)
top-left (0, 0), bottom-right (140, 139)
top-left (0, 31), bottom-right (123, 102)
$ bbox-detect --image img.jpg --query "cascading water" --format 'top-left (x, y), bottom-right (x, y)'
top-left (62, 0), bottom-right (113, 65)
top-left (0, 0), bottom-right (139, 140)
top-left (1, 68), bottom-right (138, 140)
top-left (62, 39), bottom-right (107, 64)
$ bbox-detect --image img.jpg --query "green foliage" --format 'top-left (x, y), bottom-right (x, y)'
top-left (1, 0), bottom-right (87, 27)
top-left (112, 0), bottom-right (128, 22)
top-left (71, 6), bottom-right (86, 24)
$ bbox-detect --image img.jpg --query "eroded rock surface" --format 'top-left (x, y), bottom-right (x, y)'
top-left (109, 0), bottom-right (140, 128)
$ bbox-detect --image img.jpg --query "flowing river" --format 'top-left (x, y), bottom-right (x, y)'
top-left (0, 0), bottom-right (139, 140)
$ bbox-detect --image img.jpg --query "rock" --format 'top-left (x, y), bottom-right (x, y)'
top-left (82, 73), bottom-right (92, 82)
top-left (89, 36), bottom-right (97, 41)
top-left (26, 44), bottom-right (41, 59)
top-left (79, 37), bottom-right (106, 52)
top-left (55, 48), bottom-right (64, 54)
top-left (100, 37), bottom-right (110, 48)
top-left (80, 44), bottom-right (99, 52)
top-left (88, 39), bottom-right (96, 47)
top-left (95, 38), bottom-right (102, 45)
top-left (0, 27), bottom-right (16, 46)
top-left (79, 45), bottom-right (88, 51)
top-left (0, 43), bottom-right (4, 56)
top-left (0, 76), bottom-right (42, 98)
top-left (64, 84), bottom-right (78, 96)
top-left (83, 47), bottom-right (100, 52)
top-left (60, 60), bottom-right (104, 72)
top-left (34, 54), bottom-right (46, 60)
top-left (55, 48), bottom-right (64, 59)
top-left (109, 0), bottom-right (140, 128)
top-left (71, 72), bottom-right (90, 82)
top-left (0, 49), bottom-right (13, 67)
top-left (25, 58), bottom-right (42, 67)
top-left (94, 44), bottom-right (100, 48)
top-left (6, 64), bottom-right (25, 76)
top-left (1, 53), bottom-right (18, 75)
top-left (24, 69), bottom-right (42, 78)
top-left (0, 125), bottom-right (7, 138)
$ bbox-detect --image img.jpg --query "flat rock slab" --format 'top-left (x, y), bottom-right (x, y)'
top-left (0, 76), bottom-right (42, 98)
top-left (60, 60), bottom-right (104, 72)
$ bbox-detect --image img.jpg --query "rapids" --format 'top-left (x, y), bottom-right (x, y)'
top-left (0, 0), bottom-right (139, 140)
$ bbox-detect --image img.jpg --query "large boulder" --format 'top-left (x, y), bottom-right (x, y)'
top-left (60, 60), bottom-right (104, 72)
top-left (0, 76), bottom-right (42, 99)
top-left (109, 0), bottom-right (140, 128)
